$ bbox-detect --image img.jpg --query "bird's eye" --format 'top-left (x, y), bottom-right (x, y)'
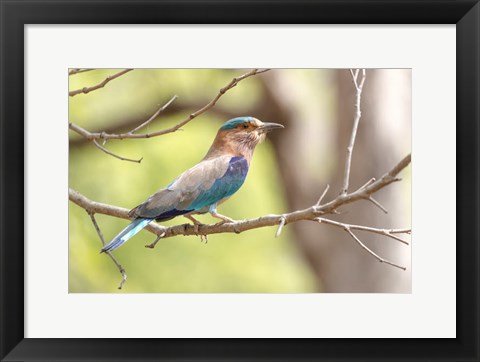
top-left (242, 124), bottom-right (249, 129)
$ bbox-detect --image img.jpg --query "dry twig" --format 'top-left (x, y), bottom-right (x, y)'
top-left (344, 228), bottom-right (406, 270)
top-left (69, 69), bottom-right (133, 97)
top-left (129, 95), bottom-right (178, 134)
top-left (69, 68), bottom-right (95, 76)
top-left (316, 184), bottom-right (330, 206)
top-left (87, 211), bottom-right (128, 289)
top-left (69, 188), bottom-right (164, 236)
top-left (92, 139), bottom-right (143, 163)
top-left (316, 217), bottom-right (410, 245)
top-left (342, 69), bottom-right (366, 194)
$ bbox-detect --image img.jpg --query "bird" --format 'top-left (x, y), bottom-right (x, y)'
top-left (101, 116), bottom-right (284, 253)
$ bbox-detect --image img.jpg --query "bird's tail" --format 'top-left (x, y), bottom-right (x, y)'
top-left (101, 218), bottom-right (153, 253)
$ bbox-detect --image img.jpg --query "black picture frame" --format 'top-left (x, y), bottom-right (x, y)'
top-left (1, 1), bottom-right (478, 361)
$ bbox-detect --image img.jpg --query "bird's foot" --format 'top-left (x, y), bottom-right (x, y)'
top-left (184, 215), bottom-right (208, 243)
top-left (214, 220), bottom-right (229, 227)
top-left (185, 215), bottom-right (204, 235)
top-left (210, 212), bottom-right (235, 224)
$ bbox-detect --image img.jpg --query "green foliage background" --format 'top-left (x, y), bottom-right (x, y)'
top-left (69, 69), bottom-right (317, 293)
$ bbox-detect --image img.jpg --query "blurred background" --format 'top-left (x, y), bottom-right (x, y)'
top-left (69, 69), bottom-right (411, 293)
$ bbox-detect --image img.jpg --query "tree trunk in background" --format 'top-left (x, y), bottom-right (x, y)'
top-left (256, 69), bottom-right (411, 292)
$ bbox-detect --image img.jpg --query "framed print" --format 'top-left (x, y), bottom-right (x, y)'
top-left (1, 1), bottom-right (479, 361)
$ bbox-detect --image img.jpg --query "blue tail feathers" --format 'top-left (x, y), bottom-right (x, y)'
top-left (101, 218), bottom-right (153, 253)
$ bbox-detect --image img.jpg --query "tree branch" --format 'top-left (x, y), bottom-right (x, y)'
top-left (129, 95), bottom-right (178, 134)
top-left (367, 196), bottom-right (388, 214)
top-left (92, 139), bottom-right (143, 163)
top-left (69, 68), bottom-right (95, 76)
top-left (87, 211), bottom-right (128, 289)
top-left (344, 228), bottom-right (406, 270)
top-left (71, 95), bottom-right (178, 163)
top-left (342, 68), bottom-right (366, 194)
top-left (68, 68), bottom-right (270, 140)
top-left (69, 154), bottom-right (411, 255)
top-left (68, 188), bottom-right (164, 236)
top-left (69, 69), bottom-right (133, 97)
top-left (316, 217), bottom-right (410, 245)
top-left (69, 100), bottom-right (242, 148)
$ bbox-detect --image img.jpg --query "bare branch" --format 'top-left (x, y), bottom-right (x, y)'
top-left (92, 139), bottom-right (143, 163)
top-left (69, 154), bottom-right (411, 244)
top-left (87, 211), bottom-right (127, 289)
top-left (145, 232), bottom-right (166, 249)
top-left (344, 228), bottom-right (406, 270)
top-left (391, 229), bottom-right (411, 234)
top-left (69, 69), bottom-right (133, 97)
top-left (129, 95), bottom-right (178, 134)
top-left (69, 100), bottom-right (242, 148)
top-left (321, 153), bottom-right (410, 210)
top-left (342, 68), bottom-right (366, 195)
top-left (357, 177), bottom-right (376, 192)
top-left (316, 217), bottom-right (410, 245)
top-left (316, 184), bottom-right (330, 206)
top-left (367, 196), bottom-right (388, 214)
top-left (68, 68), bottom-right (270, 140)
top-left (69, 122), bottom-right (94, 140)
top-left (349, 68), bottom-right (355, 82)
top-left (69, 68), bottom-right (95, 76)
top-left (68, 188), bottom-right (164, 236)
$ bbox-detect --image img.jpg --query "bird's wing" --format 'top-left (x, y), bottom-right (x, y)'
top-left (187, 156), bottom-right (248, 210)
top-left (130, 155), bottom-right (248, 220)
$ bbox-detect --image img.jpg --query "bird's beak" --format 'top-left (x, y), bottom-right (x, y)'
top-left (258, 122), bottom-right (284, 133)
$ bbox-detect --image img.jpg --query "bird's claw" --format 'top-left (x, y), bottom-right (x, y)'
top-left (185, 215), bottom-right (204, 235)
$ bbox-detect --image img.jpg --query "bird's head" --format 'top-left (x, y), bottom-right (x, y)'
top-left (220, 116), bottom-right (283, 143)
top-left (205, 116), bottom-right (284, 160)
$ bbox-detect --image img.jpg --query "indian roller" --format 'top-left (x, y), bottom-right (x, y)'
top-left (101, 116), bottom-right (283, 252)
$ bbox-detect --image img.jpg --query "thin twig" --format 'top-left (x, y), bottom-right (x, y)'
top-left (357, 178), bottom-right (376, 192)
top-left (342, 69), bottom-right (366, 195)
top-left (391, 229), bottom-right (411, 234)
top-left (349, 69), bottom-right (355, 81)
top-left (69, 69), bottom-right (133, 97)
top-left (68, 68), bottom-right (270, 140)
top-left (344, 228), bottom-right (406, 270)
top-left (145, 232), bottom-right (166, 249)
top-left (316, 217), bottom-right (410, 245)
top-left (87, 211), bottom-right (107, 247)
top-left (68, 188), bottom-right (165, 236)
top-left (316, 184), bottom-right (330, 206)
top-left (129, 95), bottom-right (178, 134)
top-left (87, 211), bottom-right (128, 289)
top-left (367, 196), bottom-right (388, 214)
top-left (92, 139), bottom-right (143, 163)
top-left (69, 68), bottom-right (95, 76)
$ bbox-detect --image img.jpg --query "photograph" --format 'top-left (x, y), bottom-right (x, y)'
top-left (68, 68), bottom-right (412, 293)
